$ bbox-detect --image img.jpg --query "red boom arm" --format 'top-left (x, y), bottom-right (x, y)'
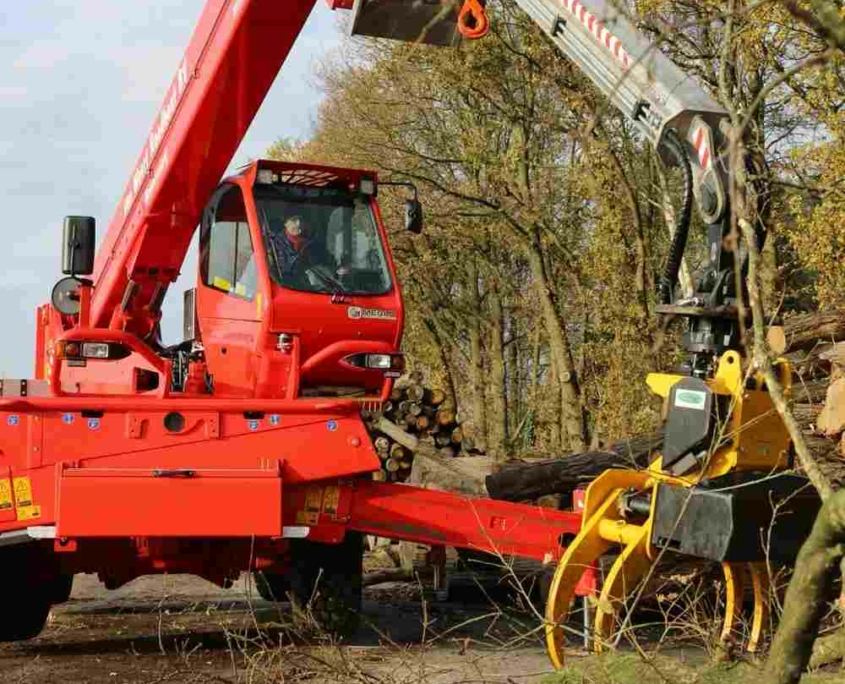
top-left (90, 0), bottom-right (318, 336)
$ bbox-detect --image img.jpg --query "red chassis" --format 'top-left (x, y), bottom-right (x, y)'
top-left (0, 393), bottom-right (580, 588)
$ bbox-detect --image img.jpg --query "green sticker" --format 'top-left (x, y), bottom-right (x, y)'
top-left (675, 389), bottom-right (706, 410)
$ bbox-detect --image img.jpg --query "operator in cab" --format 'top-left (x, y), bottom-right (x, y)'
top-left (268, 214), bottom-right (348, 290)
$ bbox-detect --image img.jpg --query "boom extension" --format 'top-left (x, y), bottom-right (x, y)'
top-left (90, 0), bottom-right (318, 337)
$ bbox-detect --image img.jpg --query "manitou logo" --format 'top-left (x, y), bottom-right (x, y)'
top-left (122, 61), bottom-right (190, 217)
top-left (347, 306), bottom-right (397, 321)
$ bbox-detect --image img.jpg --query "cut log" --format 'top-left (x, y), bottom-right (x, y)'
top-left (406, 385), bottom-right (425, 402)
top-left (819, 378), bottom-right (845, 437)
top-left (426, 388), bottom-right (447, 406)
top-left (821, 342), bottom-right (845, 369)
top-left (363, 567), bottom-right (414, 587)
top-left (375, 416), bottom-right (420, 452)
top-left (767, 309), bottom-right (845, 355)
top-left (485, 432), bottom-right (663, 502)
top-left (793, 403), bottom-right (823, 432)
top-left (792, 378), bottom-right (832, 404)
top-left (389, 442), bottom-right (406, 460)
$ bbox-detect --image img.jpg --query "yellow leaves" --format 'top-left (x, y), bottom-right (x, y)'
top-left (786, 111), bottom-right (845, 308)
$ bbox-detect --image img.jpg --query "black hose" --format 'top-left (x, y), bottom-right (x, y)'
top-left (657, 128), bottom-right (694, 305)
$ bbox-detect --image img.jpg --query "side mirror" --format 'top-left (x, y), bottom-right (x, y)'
top-left (62, 216), bottom-right (96, 276)
top-left (405, 199), bottom-right (423, 234)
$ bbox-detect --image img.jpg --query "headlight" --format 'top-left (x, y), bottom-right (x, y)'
top-left (342, 352), bottom-right (405, 371)
top-left (366, 354), bottom-right (392, 369)
top-left (82, 342), bottom-right (110, 359)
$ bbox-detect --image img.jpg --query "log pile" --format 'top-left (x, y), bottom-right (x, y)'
top-left (772, 310), bottom-right (845, 484)
top-left (362, 373), bottom-right (482, 483)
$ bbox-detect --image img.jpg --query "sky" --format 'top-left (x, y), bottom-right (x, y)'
top-left (0, 1), bottom-right (344, 376)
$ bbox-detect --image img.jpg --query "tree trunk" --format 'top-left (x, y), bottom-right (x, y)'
top-left (487, 283), bottom-right (509, 459)
top-left (760, 235), bottom-right (779, 315)
top-left (766, 490), bottom-right (845, 684)
top-left (424, 317), bottom-right (459, 410)
top-left (467, 260), bottom-right (488, 447)
top-left (525, 231), bottom-right (586, 452)
top-left (507, 312), bottom-right (520, 441)
top-left (486, 432), bottom-right (662, 502)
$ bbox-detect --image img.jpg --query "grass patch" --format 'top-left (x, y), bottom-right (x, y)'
top-left (541, 652), bottom-right (845, 684)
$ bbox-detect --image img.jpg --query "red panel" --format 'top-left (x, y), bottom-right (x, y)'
top-left (56, 468), bottom-right (282, 537)
top-left (347, 480), bottom-right (582, 563)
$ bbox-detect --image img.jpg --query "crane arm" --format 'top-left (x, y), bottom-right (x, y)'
top-left (90, 0), bottom-right (318, 335)
top-left (348, 0), bottom-right (764, 368)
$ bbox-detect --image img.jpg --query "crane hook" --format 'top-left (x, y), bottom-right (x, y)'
top-left (458, 0), bottom-right (489, 40)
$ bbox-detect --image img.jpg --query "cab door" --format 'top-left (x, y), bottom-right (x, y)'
top-left (196, 184), bottom-right (263, 397)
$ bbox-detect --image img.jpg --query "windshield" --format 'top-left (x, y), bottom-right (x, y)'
top-left (254, 185), bottom-right (392, 295)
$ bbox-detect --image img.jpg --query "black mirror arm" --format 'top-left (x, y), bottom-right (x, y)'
top-left (379, 180), bottom-right (418, 200)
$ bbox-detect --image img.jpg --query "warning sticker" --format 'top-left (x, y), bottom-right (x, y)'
top-left (674, 389), bottom-right (707, 411)
top-left (0, 480), bottom-right (12, 510)
top-left (16, 505), bottom-right (41, 522)
top-left (13, 477), bottom-right (33, 507)
top-left (322, 486), bottom-right (340, 517)
top-left (304, 487), bottom-right (323, 513)
top-left (296, 487), bottom-right (323, 526)
top-left (296, 510), bottom-right (319, 526)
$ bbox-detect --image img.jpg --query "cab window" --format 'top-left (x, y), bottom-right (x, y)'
top-left (201, 186), bottom-right (257, 300)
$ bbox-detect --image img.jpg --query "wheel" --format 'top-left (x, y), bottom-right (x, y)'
top-left (253, 570), bottom-right (289, 602)
top-left (50, 573), bottom-right (74, 605)
top-left (0, 546), bottom-right (56, 642)
top-left (287, 532), bottom-right (363, 639)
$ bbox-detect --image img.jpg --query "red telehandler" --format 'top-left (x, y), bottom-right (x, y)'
top-left (0, 0), bottom-right (819, 668)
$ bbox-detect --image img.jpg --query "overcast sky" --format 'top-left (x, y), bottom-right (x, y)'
top-left (0, 1), bottom-right (343, 377)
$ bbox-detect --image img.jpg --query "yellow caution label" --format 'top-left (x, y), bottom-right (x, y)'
top-left (212, 276), bottom-right (232, 292)
top-left (304, 487), bottom-right (323, 513)
top-left (322, 486), bottom-right (340, 517)
top-left (296, 487), bottom-right (324, 526)
top-left (0, 480), bottom-right (12, 510)
top-left (13, 477), bottom-right (33, 507)
top-left (296, 510), bottom-right (319, 526)
top-left (16, 505), bottom-right (41, 522)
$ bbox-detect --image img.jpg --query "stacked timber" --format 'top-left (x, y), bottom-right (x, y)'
top-left (361, 373), bottom-right (482, 483)
top-left (769, 308), bottom-right (845, 486)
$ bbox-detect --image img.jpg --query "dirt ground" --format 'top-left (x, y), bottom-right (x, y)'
top-left (0, 571), bottom-right (560, 684)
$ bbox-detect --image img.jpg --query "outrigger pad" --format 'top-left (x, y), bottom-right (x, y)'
top-left (349, 0), bottom-right (462, 47)
top-left (651, 472), bottom-right (821, 563)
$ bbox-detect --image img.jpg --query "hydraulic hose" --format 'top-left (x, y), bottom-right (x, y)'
top-left (657, 128), bottom-right (693, 305)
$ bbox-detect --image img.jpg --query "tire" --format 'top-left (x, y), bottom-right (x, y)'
top-left (50, 573), bottom-right (74, 605)
top-left (287, 532), bottom-right (363, 639)
top-left (253, 570), bottom-right (289, 602)
top-left (0, 546), bottom-right (55, 642)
